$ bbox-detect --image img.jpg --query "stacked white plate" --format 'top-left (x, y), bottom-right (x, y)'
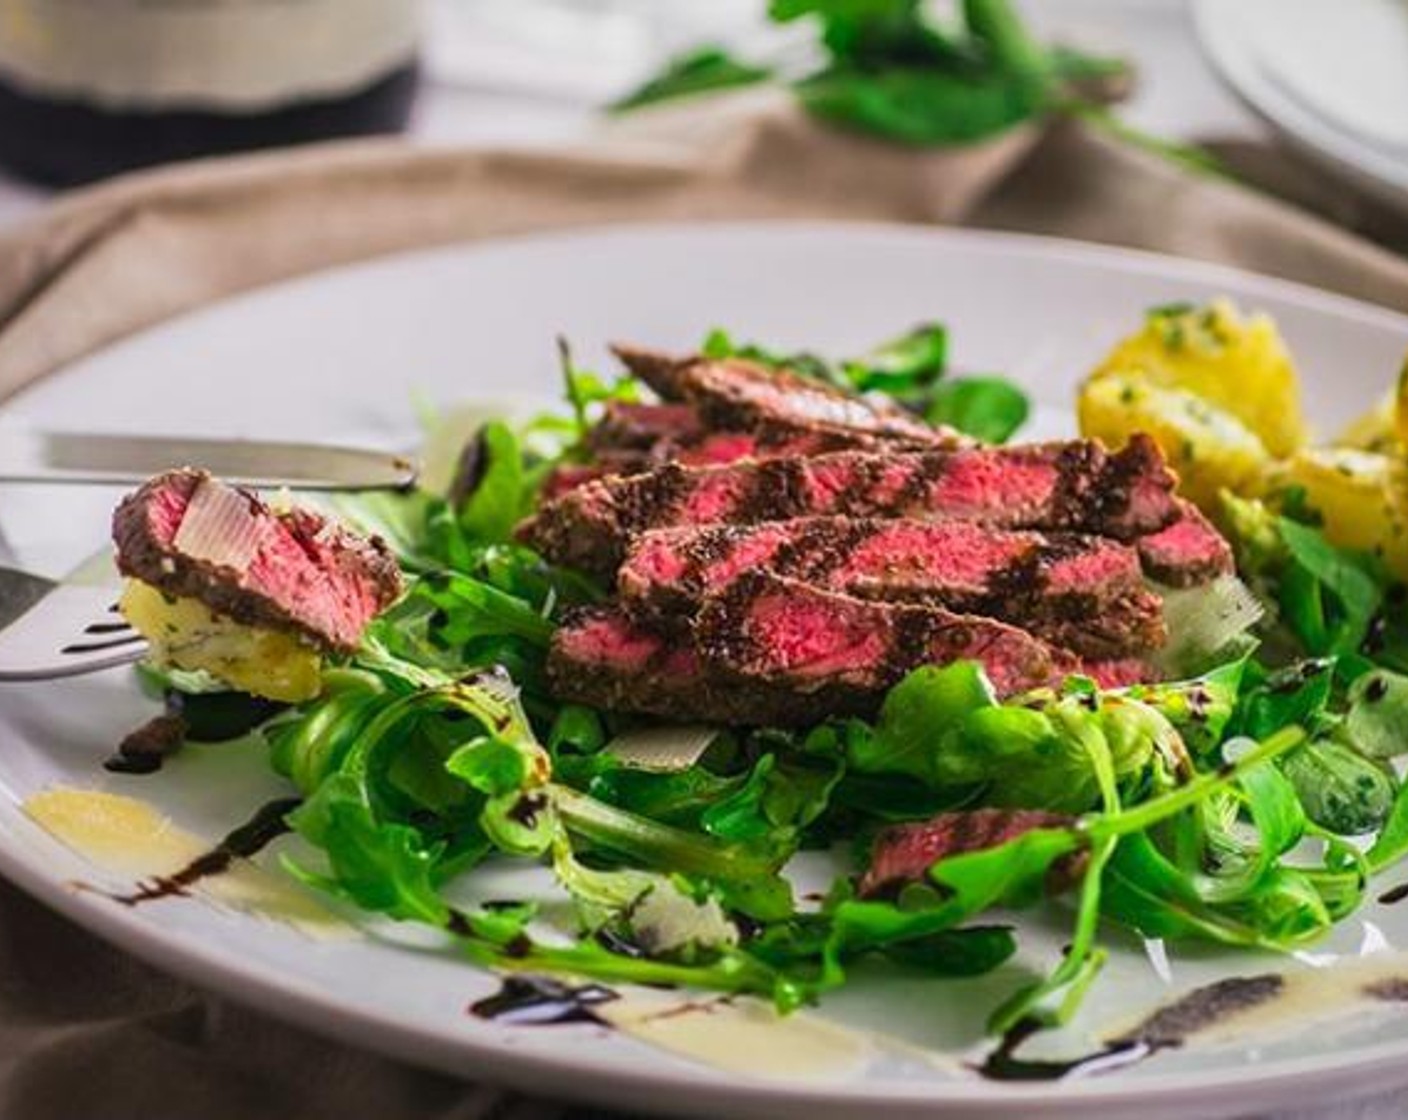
top-left (1196, 0), bottom-right (1408, 212)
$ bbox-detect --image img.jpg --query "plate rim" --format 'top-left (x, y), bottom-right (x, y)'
top-left (5, 219), bottom-right (1408, 1116)
top-left (8, 217), bottom-right (1408, 421)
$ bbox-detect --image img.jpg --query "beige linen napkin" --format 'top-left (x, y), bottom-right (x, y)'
top-left (3, 89), bottom-right (1408, 1120)
top-left (4, 88), bottom-right (1408, 405)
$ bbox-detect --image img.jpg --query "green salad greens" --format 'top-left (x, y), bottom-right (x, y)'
top-left (166, 322), bottom-right (1408, 1042)
top-left (608, 0), bottom-right (1219, 176)
top-left (612, 0), bottom-right (1122, 142)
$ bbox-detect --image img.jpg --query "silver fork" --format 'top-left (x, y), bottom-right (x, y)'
top-left (0, 567), bottom-right (147, 681)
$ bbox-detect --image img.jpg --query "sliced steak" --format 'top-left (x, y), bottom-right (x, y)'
top-left (542, 462), bottom-right (618, 502)
top-left (546, 608), bottom-right (851, 726)
top-left (547, 584), bottom-right (1155, 726)
top-left (113, 469), bottom-right (402, 652)
top-left (1080, 657), bottom-right (1157, 689)
top-left (619, 517), bottom-right (1166, 658)
top-left (694, 571), bottom-right (1080, 703)
top-left (858, 810), bottom-right (1086, 898)
top-left (520, 436), bottom-right (1179, 578)
top-left (612, 344), bottom-right (692, 400)
top-left (587, 401), bottom-right (703, 454)
top-left (612, 344), bottom-right (958, 448)
top-left (1137, 500), bottom-right (1235, 587)
top-left (548, 411), bottom-right (907, 501)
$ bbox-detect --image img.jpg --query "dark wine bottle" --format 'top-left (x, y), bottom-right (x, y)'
top-left (0, 1), bottom-right (421, 187)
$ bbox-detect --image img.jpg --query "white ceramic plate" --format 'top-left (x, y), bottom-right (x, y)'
top-left (3, 224), bottom-right (1408, 1120)
top-left (1196, 0), bottom-right (1408, 213)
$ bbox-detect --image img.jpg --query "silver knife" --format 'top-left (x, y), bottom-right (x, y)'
top-left (0, 431), bottom-right (418, 491)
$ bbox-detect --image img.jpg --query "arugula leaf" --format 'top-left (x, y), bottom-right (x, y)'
top-left (1278, 517), bottom-right (1383, 655)
top-left (1343, 669), bottom-right (1408, 758)
top-left (553, 784), bottom-right (794, 920)
top-left (852, 664), bottom-right (1175, 812)
top-left (611, 47), bottom-right (773, 113)
top-left (877, 924), bottom-right (1017, 975)
top-left (1045, 46), bottom-right (1131, 90)
top-left (546, 704), bottom-right (609, 756)
top-left (844, 322), bottom-right (948, 395)
top-left (1223, 660), bottom-right (1393, 836)
top-left (1368, 776), bottom-right (1408, 872)
top-left (1233, 659), bottom-right (1335, 741)
top-left (549, 337), bottom-right (640, 446)
top-left (286, 774), bottom-right (450, 926)
top-left (1280, 738), bottom-right (1395, 837)
top-left (566, 759), bottom-right (744, 831)
top-left (415, 571), bottom-right (555, 649)
top-left (851, 661), bottom-right (995, 783)
top-left (1098, 729), bottom-right (1334, 951)
top-left (454, 421), bottom-right (526, 545)
top-left (1122, 661), bottom-right (1244, 758)
top-left (701, 752), bottom-right (844, 850)
top-left (1101, 834), bottom-right (1265, 946)
top-left (924, 376), bottom-right (1029, 442)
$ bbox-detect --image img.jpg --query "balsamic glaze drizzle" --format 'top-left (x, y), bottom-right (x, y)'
top-left (975, 973), bottom-right (1285, 1082)
top-left (1378, 882), bottom-right (1408, 906)
top-left (976, 1018), bottom-right (1155, 1082)
top-left (469, 975), bottom-right (619, 1026)
top-left (113, 796), bottom-right (301, 905)
top-left (105, 713), bottom-right (187, 775)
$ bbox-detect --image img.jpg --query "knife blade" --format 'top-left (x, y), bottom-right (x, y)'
top-left (0, 431), bottom-right (418, 491)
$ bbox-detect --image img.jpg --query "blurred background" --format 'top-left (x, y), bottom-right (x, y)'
top-left (0, 0), bottom-right (1257, 221)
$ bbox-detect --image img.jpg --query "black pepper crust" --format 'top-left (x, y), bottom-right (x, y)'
top-left (544, 605), bottom-right (869, 727)
top-left (617, 517), bottom-right (1167, 659)
top-left (610, 343), bottom-right (958, 449)
top-left (692, 570), bottom-right (1071, 702)
top-left (519, 437), bottom-right (1181, 581)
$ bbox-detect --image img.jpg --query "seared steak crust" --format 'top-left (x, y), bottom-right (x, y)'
top-left (1137, 499), bottom-right (1235, 587)
top-left (619, 517), bottom-right (1167, 659)
top-left (549, 578), bottom-right (1155, 726)
top-left (611, 344), bottom-right (959, 448)
top-left (546, 607), bottom-right (856, 726)
top-left (532, 344), bottom-right (1237, 723)
top-left (694, 571), bottom-right (1078, 703)
top-left (611, 344), bottom-right (693, 401)
top-left (545, 426), bottom-right (895, 500)
top-left (548, 340), bottom-right (968, 502)
top-left (520, 436), bottom-right (1179, 579)
top-left (587, 401), bottom-right (703, 454)
top-left (113, 468), bottom-right (402, 652)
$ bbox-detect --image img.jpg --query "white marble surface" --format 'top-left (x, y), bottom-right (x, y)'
top-left (0, 5), bottom-right (1398, 1118)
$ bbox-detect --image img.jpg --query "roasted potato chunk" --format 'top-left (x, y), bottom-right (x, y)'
top-left (1078, 371), bottom-right (1270, 511)
top-left (1267, 447), bottom-right (1408, 579)
top-left (120, 580), bottom-right (322, 703)
top-left (1337, 391), bottom-right (1400, 455)
top-left (1088, 299), bottom-right (1308, 457)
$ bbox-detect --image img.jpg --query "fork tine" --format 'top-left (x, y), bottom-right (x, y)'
top-left (82, 620), bottom-right (133, 635)
top-left (0, 577), bottom-right (147, 681)
top-left (61, 634), bottom-right (146, 655)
